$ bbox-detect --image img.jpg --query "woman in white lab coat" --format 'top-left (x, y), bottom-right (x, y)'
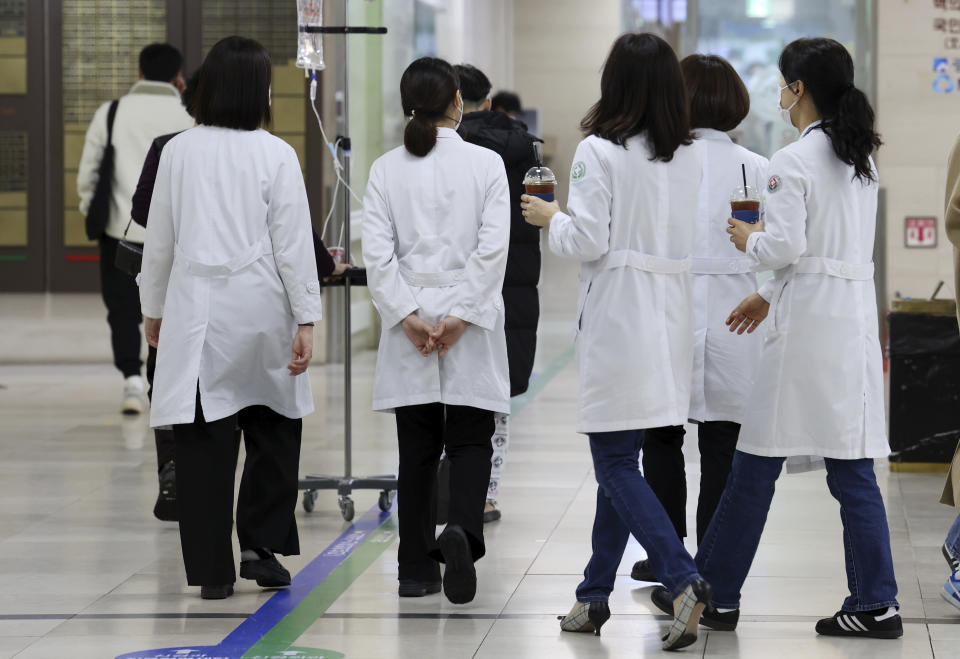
top-left (361, 57), bottom-right (510, 605)
top-left (140, 37), bottom-right (322, 600)
top-left (672, 37), bottom-right (902, 639)
top-left (632, 55), bottom-right (768, 585)
top-left (521, 33), bottom-right (710, 651)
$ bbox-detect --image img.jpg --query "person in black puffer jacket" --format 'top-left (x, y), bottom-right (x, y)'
top-left (443, 65), bottom-right (541, 522)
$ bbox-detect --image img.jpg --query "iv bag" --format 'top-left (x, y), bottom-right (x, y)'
top-left (297, 0), bottom-right (326, 71)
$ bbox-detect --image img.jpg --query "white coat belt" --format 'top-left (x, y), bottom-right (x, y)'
top-left (691, 256), bottom-right (753, 275)
top-left (174, 233), bottom-right (272, 278)
top-left (602, 249), bottom-right (691, 274)
top-left (793, 257), bottom-right (874, 281)
top-left (399, 266), bottom-right (466, 288)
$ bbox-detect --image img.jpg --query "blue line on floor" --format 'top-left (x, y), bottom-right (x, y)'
top-left (115, 503), bottom-right (389, 659)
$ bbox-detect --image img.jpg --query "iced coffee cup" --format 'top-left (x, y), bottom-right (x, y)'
top-left (523, 165), bottom-right (557, 202)
top-left (730, 184), bottom-right (761, 224)
top-left (523, 142), bottom-right (556, 202)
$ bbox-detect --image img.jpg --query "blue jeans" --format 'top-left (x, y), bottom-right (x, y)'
top-left (576, 430), bottom-right (701, 602)
top-left (947, 514), bottom-right (960, 560)
top-left (696, 450), bottom-right (899, 612)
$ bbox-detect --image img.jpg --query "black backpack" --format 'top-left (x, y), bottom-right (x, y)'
top-left (84, 99), bottom-right (119, 240)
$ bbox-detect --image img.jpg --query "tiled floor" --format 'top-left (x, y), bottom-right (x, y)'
top-left (1, 259), bottom-right (959, 657)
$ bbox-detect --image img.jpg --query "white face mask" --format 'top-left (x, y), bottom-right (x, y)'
top-left (777, 81), bottom-right (799, 128)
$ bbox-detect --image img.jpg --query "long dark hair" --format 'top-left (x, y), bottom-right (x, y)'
top-left (400, 57), bottom-right (459, 157)
top-left (195, 36), bottom-right (272, 131)
top-left (779, 38), bottom-right (881, 182)
top-left (580, 33), bottom-right (691, 161)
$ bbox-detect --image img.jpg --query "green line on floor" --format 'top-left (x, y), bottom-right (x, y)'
top-left (0, 255), bottom-right (27, 262)
top-left (239, 344), bottom-right (576, 658)
top-left (510, 345), bottom-right (575, 416)
top-left (242, 515), bottom-right (398, 658)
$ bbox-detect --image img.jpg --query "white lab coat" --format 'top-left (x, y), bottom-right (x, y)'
top-left (362, 127), bottom-right (511, 414)
top-left (548, 134), bottom-right (702, 434)
top-left (140, 126), bottom-right (323, 428)
top-left (689, 129), bottom-right (768, 424)
top-left (738, 122), bottom-right (888, 459)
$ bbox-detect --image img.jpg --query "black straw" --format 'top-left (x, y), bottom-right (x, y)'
top-left (741, 163), bottom-right (748, 195)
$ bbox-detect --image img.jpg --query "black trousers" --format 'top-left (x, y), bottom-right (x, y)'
top-left (173, 392), bottom-right (302, 586)
top-left (641, 421), bottom-right (740, 545)
top-left (98, 236), bottom-right (143, 377)
top-left (146, 345), bottom-right (175, 471)
top-left (395, 403), bottom-right (494, 582)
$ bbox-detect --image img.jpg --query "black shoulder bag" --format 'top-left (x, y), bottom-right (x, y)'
top-left (84, 99), bottom-right (119, 240)
top-left (115, 219), bottom-right (143, 276)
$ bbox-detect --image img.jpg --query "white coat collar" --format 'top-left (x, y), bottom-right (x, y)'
top-left (128, 80), bottom-right (181, 97)
top-left (693, 128), bottom-right (733, 143)
top-left (800, 120), bottom-right (823, 139)
top-left (437, 126), bottom-right (462, 140)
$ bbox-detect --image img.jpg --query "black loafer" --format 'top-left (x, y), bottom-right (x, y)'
top-left (200, 584), bottom-right (234, 599)
top-left (398, 579), bottom-right (442, 597)
top-left (651, 585), bottom-right (739, 631)
top-left (631, 559), bottom-right (658, 582)
top-left (438, 524), bottom-right (476, 604)
top-left (240, 555), bottom-right (291, 588)
top-left (482, 507), bottom-right (501, 524)
top-left (152, 461), bottom-right (177, 522)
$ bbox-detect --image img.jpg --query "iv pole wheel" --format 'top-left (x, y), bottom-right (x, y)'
top-left (378, 489), bottom-right (395, 512)
top-left (302, 489), bottom-right (319, 513)
top-left (339, 495), bottom-right (356, 521)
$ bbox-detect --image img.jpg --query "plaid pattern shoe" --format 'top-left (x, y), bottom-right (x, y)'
top-left (942, 570), bottom-right (960, 612)
top-left (815, 608), bottom-right (903, 639)
top-left (651, 585), bottom-right (739, 631)
top-left (661, 579), bottom-right (712, 651)
top-left (558, 600), bottom-right (611, 636)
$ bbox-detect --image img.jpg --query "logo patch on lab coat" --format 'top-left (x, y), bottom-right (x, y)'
top-left (767, 175), bottom-right (782, 193)
top-left (571, 161), bottom-right (586, 182)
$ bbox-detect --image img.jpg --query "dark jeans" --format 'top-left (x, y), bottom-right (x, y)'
top-left (146, 345), bottom-right (174, 471)
top-left (395, 403), bottom-right (493, 582)
top-left (173, 392), bottom-right (302, 586)
top-left (576, 430), bottom-right (701, 602)
top-left (948, 514), bottom-right (960, 559)
top-left (642, 422), bottom-right (740, 544)
top-left (98, 236), bottom-right (143, 378)
top-left (696, 450), bottom-right (899, 612)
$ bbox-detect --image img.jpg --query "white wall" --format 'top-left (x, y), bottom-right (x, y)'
top-left (433, 0), bottom-right (515, 91)
top-left (877, 0), bottom-right (959, 303)
top-left (512, 0), bottom-right (621, 205)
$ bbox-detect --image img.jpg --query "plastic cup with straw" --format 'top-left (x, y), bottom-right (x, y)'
top-left (730, 163), bottom-right (761, 224)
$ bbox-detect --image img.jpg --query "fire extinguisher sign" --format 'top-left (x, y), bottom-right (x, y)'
top-left (905, 216), bottom-right (938, 248)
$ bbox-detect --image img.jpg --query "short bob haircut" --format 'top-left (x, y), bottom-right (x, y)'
top-left (195, 36), bottom-right (271, 131)
top-left (680, 54), bottom-right (750, 132)
top-left (581, 33), bottom-right (691, 162)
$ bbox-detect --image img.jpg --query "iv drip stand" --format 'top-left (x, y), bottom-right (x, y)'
top-left (297, 11), bottom-right (393, 521)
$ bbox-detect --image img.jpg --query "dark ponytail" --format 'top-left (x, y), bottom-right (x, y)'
top-left (779, 38), bottom-right (881, 183)
top-left (400, 57), bottom-right (459, 157)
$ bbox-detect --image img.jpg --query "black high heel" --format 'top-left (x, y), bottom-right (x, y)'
top-left (558, 601), bottom-right (611, 636)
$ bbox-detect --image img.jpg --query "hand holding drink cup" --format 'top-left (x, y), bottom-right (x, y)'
top-left (727, 163), bottom-right (764, 252)
top-left (521, 142), bottom-right (560, 227)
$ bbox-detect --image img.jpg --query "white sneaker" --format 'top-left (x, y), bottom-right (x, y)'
top-left (122, 376), bottom-right (146, 415)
